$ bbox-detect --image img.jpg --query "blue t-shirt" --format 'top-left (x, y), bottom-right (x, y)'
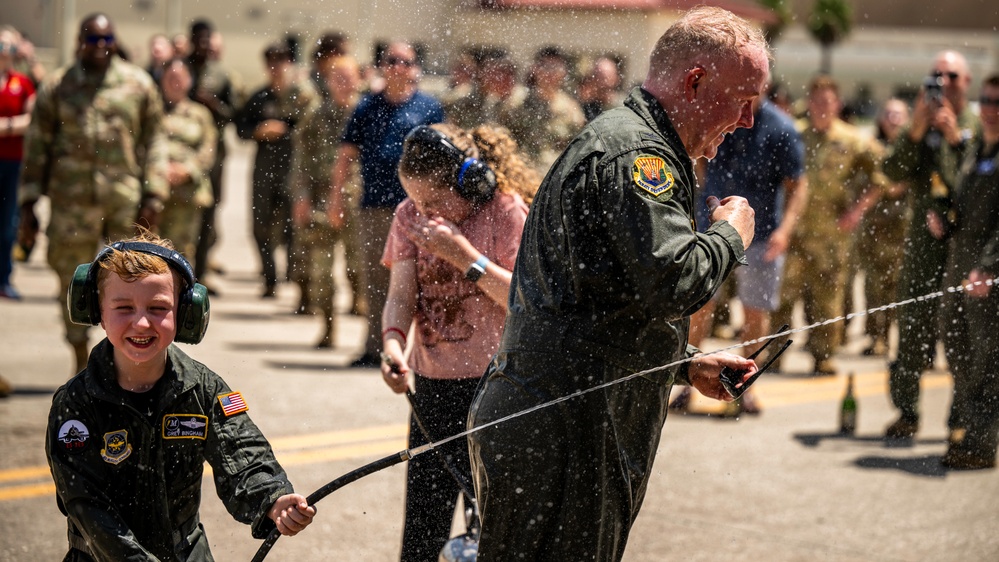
top-left (697, 100), bottom-right (805, 239)
top-left (341, 90), bottom-right (444, 208)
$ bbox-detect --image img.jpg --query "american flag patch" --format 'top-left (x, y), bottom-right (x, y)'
top-left (217, 392), bottom-right (248, 417)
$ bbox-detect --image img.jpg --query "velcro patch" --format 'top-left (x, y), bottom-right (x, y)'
top-left (218, 391), bottom-right (248, 417)
top-left (101, 429), bottom-right (132, 465)
top-left (632, 154), bottom-right (674, 198)
top-left (56, 419), bottom-right (90, 454)
top-left (163, 414), bottom-right (209, 440)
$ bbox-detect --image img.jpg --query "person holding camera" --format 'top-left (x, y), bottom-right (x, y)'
top-left (882, 50), bottom-right (978, 441)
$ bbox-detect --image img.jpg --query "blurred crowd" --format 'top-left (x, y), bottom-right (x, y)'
top-left (2, 13), bottom-right (998, 470)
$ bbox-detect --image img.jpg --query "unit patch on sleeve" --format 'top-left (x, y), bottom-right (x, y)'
top-left (163, 414), bottom-right (209, 440)
top-left (217, 391), bottom-right (248, 417)
top-left (101, 429), bottom-right (132, 465)
top-left (56, 420), bottom-right (90, 454)
top-left (632, 154), bottom-right (675, 198)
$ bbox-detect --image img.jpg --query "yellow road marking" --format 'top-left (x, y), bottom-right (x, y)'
top-left (0, 372), bottom-right (955, 502)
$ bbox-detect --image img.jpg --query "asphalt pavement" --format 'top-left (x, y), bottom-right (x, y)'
top-left (1, 140), bottom-right (997, 562)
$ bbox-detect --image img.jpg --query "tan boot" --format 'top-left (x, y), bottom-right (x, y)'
top-left (72, 342), bottom-right (89, 375)
top-left (315, 315), bottom-right (335, 349)
top-left (0, 373), bottom-right (12, 398)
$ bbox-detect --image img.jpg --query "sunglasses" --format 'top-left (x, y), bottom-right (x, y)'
top-left (384, 56), bottom-right (416, 68)
top-left (84, 34), bottom-right (116, 45)
top-left (980, 96), bottom-right (999, 107)
top-left (932, 71), bottom-right (960, 82)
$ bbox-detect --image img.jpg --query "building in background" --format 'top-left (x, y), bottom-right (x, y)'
top-left (6, 0), bottom-right (998, 109)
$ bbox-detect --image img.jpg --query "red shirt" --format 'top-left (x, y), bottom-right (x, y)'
top-left (0, 70), bottom-right (35, 161)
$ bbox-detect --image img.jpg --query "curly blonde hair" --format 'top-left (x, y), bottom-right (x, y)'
top-left (400, 123), bottom-right (541, 205)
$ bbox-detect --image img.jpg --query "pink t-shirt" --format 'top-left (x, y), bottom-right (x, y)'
top-left (382, 192), bottom-right (529, 379)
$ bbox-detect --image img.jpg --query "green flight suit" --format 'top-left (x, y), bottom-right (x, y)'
top-left (46, 340), bottom-right (292, 561)
top-left (939, 135), bottom-right (999, 458)
top-left (468, 87), bottom-right (746, 562)
top-left (882, 107), bottom-right (976, 422)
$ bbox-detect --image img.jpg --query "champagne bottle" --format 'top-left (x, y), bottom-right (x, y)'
top-left (839, 373), bottom-right (857, 435)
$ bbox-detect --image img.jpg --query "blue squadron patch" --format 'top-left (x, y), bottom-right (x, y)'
top-left (101, 429), bottom-right (132, 465)
top-left (163, 414), bottom-right (209, 440)
top-left (632, 155), bottom-right (674, 197)
top-left (57, 419), bottom-right (90, 454)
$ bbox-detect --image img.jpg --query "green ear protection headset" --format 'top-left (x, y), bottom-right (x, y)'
top-left (68, 241), bottom-right (210, 344)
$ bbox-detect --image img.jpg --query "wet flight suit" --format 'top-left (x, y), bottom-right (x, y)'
top-left (467, 87), bottom-right (747, 561)
top-left (882, 108), bottom-right (976, 426)
top-left (939, 136), bottom-right (999, 460)
top-left (46, 340), bottom-right (293, 561)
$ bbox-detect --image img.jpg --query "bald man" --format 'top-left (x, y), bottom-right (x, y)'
top-left (468, 7), bottom-right (767, 560)
top-left (883, 50), bottom-right (978, 441)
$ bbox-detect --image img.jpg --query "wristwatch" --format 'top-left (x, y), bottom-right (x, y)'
top-left (464, 255), bottom-right (489, 282)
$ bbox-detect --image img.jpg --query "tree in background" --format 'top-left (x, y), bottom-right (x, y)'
top-left (808, 0), bottom-right (853, 75)
top-left (757, 0), bottom-right (794, 45)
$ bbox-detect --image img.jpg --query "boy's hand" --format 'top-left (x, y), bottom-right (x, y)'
top-left (269, 494), bottom-right (317, 536)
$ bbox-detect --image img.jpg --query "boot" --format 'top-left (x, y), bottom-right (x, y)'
top-left (294, 279), bottom-right (312, 315)
top-left (72, 342), bottom-right (89, 375)
top-left (316, 315), bottom-right (335, 349)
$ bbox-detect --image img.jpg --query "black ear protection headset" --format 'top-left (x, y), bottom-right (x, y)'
top-left (68, 241), bottom-right (210, 344)
top-left (404, 125), bottom-right (498, 204)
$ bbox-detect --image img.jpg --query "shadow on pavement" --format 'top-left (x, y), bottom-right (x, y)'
top-left (853, 454), bottom-right (948, 477)
top-left (793, 432), bottom-right (947, 448)
top-left (8, 386), bottom-right (59, 396)
top-left (264, 360), bottom-right (377, 373)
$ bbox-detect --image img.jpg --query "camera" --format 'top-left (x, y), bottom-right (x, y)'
top-left (924, 74), bottom-right (945, 103)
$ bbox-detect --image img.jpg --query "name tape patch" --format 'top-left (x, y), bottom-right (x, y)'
top-left (163, 414), bottom-right (209, 440)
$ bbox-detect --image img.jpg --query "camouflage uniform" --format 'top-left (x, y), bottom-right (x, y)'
top-left (236, 76), bottom-right (319, 291)
top-left (19, 56), bottom-right (168, 347)
top-left (775, 118), bottom-right (885, 369)
top-left (855, 142), bottom-right (909, 352)
top-left (444, 86), bottom-right (490, 129)
top-left (498, 90), bottom-right (585, 175)
top-left (289, 95), bottom-right (362, 334)
top-left (159, 99), bottom-right (218, 261)
top-left (186, 58), bottom-right (241, 280)
top-left (882, 108), bottom-right (976, 424)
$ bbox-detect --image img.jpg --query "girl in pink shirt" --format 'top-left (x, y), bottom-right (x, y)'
top-left (380, 123), bottom-right (539, 561)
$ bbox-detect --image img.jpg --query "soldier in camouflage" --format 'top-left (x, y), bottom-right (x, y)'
top-left (774, 76), bottom-right (885, 376)
top-left (158, 59), bottom-right (217, 262)
top-left (290, 54), bottom-right (363, 347)
top-left (18, 13), bottom-right (168, 374)
top-left (498, 46), bottom-right (585, 176)
top-left (186, 19), bottom-right (240, 287)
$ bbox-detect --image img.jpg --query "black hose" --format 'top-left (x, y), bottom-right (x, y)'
top-left (250, 450), bottom-right (411, 562)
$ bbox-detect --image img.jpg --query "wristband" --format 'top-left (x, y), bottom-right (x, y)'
top-left (464, 255), bottom-right (489, 282)
top-left (382, 326), bottom-right (407, 345)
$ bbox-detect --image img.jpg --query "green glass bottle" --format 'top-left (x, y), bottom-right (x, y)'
top-left (839, 373), bottom-right (857, 435)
